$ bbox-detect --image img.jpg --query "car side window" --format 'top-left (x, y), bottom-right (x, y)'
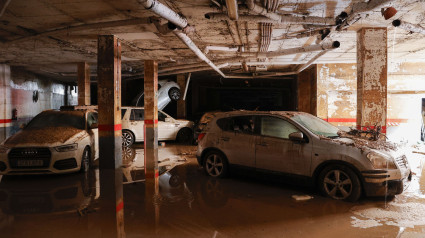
top-left (158, 111), bottom-right (167, 122)
top-left (130, 109), bottom-right (144, 121)
top-left (87, 112), bottom-right (98, 128)
top-left (217, 116), bottom-right (255, 134)
top-left (260, 116), bottom-right (299, 139)
top-left (121, 109), bottom-right (127, 119)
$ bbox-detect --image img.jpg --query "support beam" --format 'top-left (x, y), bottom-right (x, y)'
top-left (97, 35), bottom-right (124, 237)
top-left (357, 28), bottom-right (387, 134)
top-left (176, 74), bottom-right (187, 119)
top-left (144, 60), bottom-right (160, 230)
top-left (0, 64), bottom-right (11, 142)
top-left (77, 62), bottom-right (91, 105)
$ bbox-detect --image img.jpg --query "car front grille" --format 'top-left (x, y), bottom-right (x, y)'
top-left (8, 148), bottom-right (51, 169)
top-left (395, 155), bottom-right (408, 169)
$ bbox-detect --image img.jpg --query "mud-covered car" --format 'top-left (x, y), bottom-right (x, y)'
top-left (0, 106), bottom-right (98, 175)
top-left (121, 106), bottom-right (194, 147)
top-left (196, 111), bottom-right (412, 202)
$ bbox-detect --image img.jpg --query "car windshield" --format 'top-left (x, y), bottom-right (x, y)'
top-left (26, 111), bottom-right (86, 130)
top-left (291, 114), bottom-right (340, 138)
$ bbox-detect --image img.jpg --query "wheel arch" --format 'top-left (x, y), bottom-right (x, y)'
top-left (200, 147), bottom-right (229, 166)
top-left (312, 160), bottom-right (365, 192)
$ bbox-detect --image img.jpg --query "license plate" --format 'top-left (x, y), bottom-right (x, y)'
top-left (17, 160), bottom-right (43, 167)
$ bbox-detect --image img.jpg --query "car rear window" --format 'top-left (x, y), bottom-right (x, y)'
top-left (121, 109), bottom-right (127, 119)
top-left (217, 116), bottom-right (255, 134)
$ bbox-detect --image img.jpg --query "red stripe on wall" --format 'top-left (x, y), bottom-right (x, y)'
top-left (144, 119), bottom-right (158, 125)
top-left (116, 201), bottom-right (124, 212)
top-left (0, 119), bottom-right (12, 124)
top-left (98, 124), bottom-right (122, 131)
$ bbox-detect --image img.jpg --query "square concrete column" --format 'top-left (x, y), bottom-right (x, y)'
top-left (177, 74), bottom-right (187, 119)
top-left (97, 35), bottom-right (124, 238)
top-left (144, 60), bottom-right (160, 231)
top-left (0, 64), bottom-right (11, 142)
top-left (357, 28), bottom-right (387, 133)
top-left (77, 62), bottom-right (91, 105)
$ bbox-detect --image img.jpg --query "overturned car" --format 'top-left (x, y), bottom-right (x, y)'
top-left (196, 111), bottom-right (412, 202)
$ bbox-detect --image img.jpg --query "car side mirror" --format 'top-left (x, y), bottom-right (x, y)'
top-left (289, 132), bottom-right (306, 143)
top-left (90, 123), bottom-right (98, 129)
top-left (19, 123), bottom-right (26, 129)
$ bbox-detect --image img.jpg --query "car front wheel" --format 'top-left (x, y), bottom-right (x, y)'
top-left (319, 165), bottom-right (361, 202)
top-left (122, 130), bottom-right (135, 147)
top-left (203, 151), bottom-right (228, 178)
top-left (168, 87), bottom-right (181, 101)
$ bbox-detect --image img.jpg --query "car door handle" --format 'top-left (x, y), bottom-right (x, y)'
top-left (220, 137), bottom-right (230, 141)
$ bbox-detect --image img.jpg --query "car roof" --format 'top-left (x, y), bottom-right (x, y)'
top-left (210, 110), bottom-right (311, 119)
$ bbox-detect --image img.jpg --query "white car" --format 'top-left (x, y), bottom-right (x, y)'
top-left (132, 80), bottom-right (181, 110)
top-left (0, 106), bottom-right (99, 175)
top-left (121, 107), bottom-right (194, 147)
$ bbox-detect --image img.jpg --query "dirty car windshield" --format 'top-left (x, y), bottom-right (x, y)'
top-left (26, 111), bottom-right (85, 130)
top-left (291, 114), bottom-right (339, 138)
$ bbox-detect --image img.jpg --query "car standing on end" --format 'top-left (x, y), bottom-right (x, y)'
top-left (196, 111), bottom-right (412, 202)
top-left (0, 106), bottom-right (98, 175)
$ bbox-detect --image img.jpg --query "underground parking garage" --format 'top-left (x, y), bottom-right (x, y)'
top-left (0, 0), bottom-right (425, 237)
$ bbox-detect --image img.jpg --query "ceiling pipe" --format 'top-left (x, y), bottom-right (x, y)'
top-left (336, 0), bottom-right (393, 31)
top-left (225, 0), bottom-right (239, 20)
top-left (173, 30), bottom-right (227, 78)
top-left (137, 0), bottom-right (188, 29)
top-left (159, 63), bottom-right (229, 76)
top-left (205, 13), bottom-right (335, 25)
top-left (204, 45), bottom-right (239, 54)
top-left (392, 19), bottom-right (425, 35)
top-left (239, 40), bottom-right (340, 58)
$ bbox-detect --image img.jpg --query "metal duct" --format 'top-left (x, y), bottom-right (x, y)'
top-left (392, 19), bottom-right (425, 35)
top-left (204, 45), bottom-right (239, 54)
top-left (205, 13), bottom-right (335, 25)
top-left (240, 41), bottom-right (340, 58)
top-left (173, 30), bottom-right (226, 78)
top-left (138, 0), bottom-right (188, 29)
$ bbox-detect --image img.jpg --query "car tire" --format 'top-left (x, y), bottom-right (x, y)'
top-left (176, 128), bottom-right (192, 144)
top-left (168, 87), bottom-right (181, 101)
top-left (122, 130), bottom-right (135, 147)
top-left (203, 151), bottom-right (229, 178)
top-left (80, 147), bottom-right (91, 173)
top-left (318, 164), bottom-right (361, 202)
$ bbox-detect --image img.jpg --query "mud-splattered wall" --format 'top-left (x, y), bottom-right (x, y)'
top-left (0, 64), bottom-right (77, 142)
top-left (315, 62), bottom-right (425, 142)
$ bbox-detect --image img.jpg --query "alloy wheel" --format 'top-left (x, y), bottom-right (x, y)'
top-left (205, 154), bottom-right (224, 177)
top-left (323, 169), bottom-right (353, 200)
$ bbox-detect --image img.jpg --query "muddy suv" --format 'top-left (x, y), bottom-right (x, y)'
top-left (196, 111), bottom-right (412, 202)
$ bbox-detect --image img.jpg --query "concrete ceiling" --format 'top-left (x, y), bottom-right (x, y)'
top-left (0, 0), bottom-right (424, 82)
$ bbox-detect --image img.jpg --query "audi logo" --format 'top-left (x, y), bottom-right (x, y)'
top-left (21, 149), bottom-right (38, 155)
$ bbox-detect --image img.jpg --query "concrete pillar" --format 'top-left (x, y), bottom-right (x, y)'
top-left (97, 35), bottom-right (124, 238)
top-left (297, 65), bottom-right (317, 116)
top-left (176, 74), bottom-right (187, 119)
top-left (357, 28), bottom-right (387, 133)
top-left (144, 60), bottom-right (160, 231)
top-left (78, 62), bottom-right (91, 105)
top-left (0, 65), bottom-right (11, 142)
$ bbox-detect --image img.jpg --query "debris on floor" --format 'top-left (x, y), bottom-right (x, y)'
top-left (291, 195), bottom-right (313, 201)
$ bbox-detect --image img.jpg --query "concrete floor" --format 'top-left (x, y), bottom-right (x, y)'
top-left (0, 143), bottom-right (424, 238)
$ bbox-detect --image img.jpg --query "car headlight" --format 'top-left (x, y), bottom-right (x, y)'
top-left (0, 145), bottom-right (9, 153)
top-left (55, 143), bottom-right (78, 152)
top-left (367, 151), bottom-right (397, 169)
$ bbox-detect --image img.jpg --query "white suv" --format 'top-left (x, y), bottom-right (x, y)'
top-left (121, 107), bottom-right (194, 147)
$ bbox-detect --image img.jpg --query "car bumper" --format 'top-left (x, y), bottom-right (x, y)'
top-left (362, 170), bottom-right (412, 197)
top-left (0, 148), bottom-right (82, 175)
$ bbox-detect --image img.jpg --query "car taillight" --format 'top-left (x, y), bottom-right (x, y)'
top-left (197, 133), bottom-right (206, 141)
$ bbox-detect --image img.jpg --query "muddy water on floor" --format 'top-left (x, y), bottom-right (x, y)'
top-left (0, 145), bottom-right (424, 237)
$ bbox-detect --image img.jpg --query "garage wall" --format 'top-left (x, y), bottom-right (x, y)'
top-left (316, 62), bottom-right (425, 142)
top-left (0, 65), bottom-right (77, 142)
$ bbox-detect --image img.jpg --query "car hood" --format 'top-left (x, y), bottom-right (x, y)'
top-left (327, 132), bottom-right (400, 155)
top-left (4, 127), bottom-right (87, 147)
